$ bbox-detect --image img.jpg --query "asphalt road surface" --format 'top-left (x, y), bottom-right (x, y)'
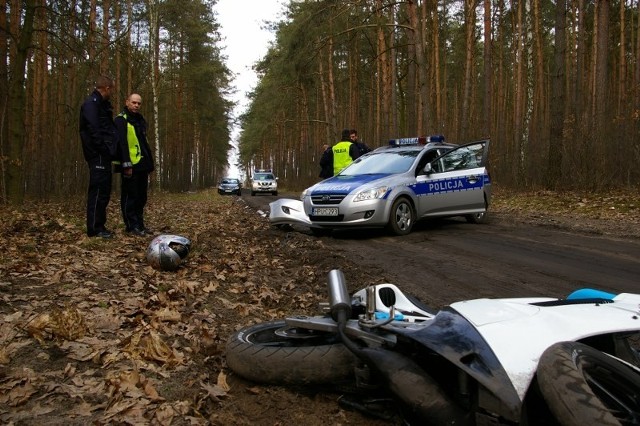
top-left (241, 190), bottom-right (640, 309)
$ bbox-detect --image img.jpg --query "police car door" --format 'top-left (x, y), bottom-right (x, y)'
top-left (415, 140), bottom-right (489, 218)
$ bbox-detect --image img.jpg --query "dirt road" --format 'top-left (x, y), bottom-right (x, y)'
top-left (243, 190), bottom-right (640, 308)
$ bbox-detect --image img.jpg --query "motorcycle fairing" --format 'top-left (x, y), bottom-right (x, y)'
top-left (395, 308), bottom-right (522, 422)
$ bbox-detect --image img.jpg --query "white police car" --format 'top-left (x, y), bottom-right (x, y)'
top-left (251, 169), bottom-right (278, 196)
top-left (269, 136), bottom-right (491, 236)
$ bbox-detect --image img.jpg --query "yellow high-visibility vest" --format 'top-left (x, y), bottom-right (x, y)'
top-left (332, 141), bottom-right (353, 175)
top-left (119, 112), bottom-right (142, 165)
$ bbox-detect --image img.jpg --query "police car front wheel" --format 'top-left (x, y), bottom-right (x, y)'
top-left (386, 197), bottom-right (415, 236)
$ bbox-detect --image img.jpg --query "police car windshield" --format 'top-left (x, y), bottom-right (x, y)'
top-left (339, 150), bottom-right (419, 176)
top-left (254, 174), bottom-right (274, 180)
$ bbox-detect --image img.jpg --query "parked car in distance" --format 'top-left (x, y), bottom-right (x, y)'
top-left (251, 169), bottom-right (278, 196)
top-left (218, 177), bottom-right (242, 196)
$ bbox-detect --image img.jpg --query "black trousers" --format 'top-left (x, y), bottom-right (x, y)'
top-left (121, 171), bottom-right (149, 231)
top-left (86, 161), bottom-right (112, 236)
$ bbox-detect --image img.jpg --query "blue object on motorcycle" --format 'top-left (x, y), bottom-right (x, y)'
top-left (375, 311), bottom-right (405, 320)
top-left (567, 288), bottom-right (616, 300)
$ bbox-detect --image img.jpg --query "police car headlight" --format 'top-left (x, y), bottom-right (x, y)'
top-left (300, 189), bottom-right (308, 201)
top-left (353, 186), bottom-right (389, 202)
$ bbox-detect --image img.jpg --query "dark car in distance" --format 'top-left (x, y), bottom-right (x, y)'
top-left (218, 178), bottom-right (242, 196)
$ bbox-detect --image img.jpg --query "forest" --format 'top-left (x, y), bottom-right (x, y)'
top-left (1, 0), bottom-right (639, 205)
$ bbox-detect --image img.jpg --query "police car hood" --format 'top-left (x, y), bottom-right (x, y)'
top-left (309, 173), bottom-right (393, 195)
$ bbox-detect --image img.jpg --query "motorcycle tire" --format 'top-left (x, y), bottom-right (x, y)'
top-left (225, 320), bottom-right (357, 385)
top-left (537, 341), bottom-right (640, 426)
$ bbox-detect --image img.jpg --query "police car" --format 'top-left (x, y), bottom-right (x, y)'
top-left (269, 136), bottom-right (491, 236)
top-left (250, 169), bottom-right (278, 196)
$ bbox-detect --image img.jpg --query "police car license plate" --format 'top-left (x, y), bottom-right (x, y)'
top-left (313, 207), bottom-right (338, 216)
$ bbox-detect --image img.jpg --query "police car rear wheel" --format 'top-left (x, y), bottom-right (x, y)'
top-left (386, 197), bottom-right (414, 236)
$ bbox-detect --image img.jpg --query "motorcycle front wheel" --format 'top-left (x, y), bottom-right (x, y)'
top-left (537, 341), bottom-right (640, 426)
top-left (225, 320), bottom-right (357, 385)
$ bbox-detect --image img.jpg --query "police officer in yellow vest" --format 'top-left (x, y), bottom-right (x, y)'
top-left (332, 129), bottom-right (360, 176)
top-left (114, 93), bottom-right (155, 236)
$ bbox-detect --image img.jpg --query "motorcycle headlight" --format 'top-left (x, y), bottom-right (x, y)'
top-left (353, 186), bottom-right (389, 202)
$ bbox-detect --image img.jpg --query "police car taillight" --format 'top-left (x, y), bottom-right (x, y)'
top-left (388, 134), bottom-right (445, 146)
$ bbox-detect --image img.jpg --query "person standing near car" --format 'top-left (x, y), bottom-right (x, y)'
top-left (114, 93), bottom-right (155, 236)
top-left (319, 143), bottom-right (333, 179)
top-left (350, 129), bottom-right (371, 158)
top-left (79, 75), bottom-right (118, 239)
top-left (332, 129), bottom-right (359, 176)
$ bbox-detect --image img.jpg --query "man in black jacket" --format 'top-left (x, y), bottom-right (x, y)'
top-left (114, 93), bottom-right (155, 236)
top-left (318, 143), bottom-right (333, 179)
top-left (350, 129), bottom-right (371, 158)
top-left (79, 76), bottom-right (117, 238)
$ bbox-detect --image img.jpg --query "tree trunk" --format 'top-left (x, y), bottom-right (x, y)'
top-left (0, 3), bottom-right (7, 202)
top-left (405, 2), bottom-right (417, 136)
top-left (548, 0), bottom-right (566, 188)
top-left (6, 0), bottom-right (36, 204)
top-left (618, 0), bottom-right (626, 116)
top-left (147, 0), bottom-right (161, 187)
top-left (461, 0), bottom-right (476, 140)
top-left (482, 0), bottom-right (492, 138)
top-left (594, 0), bottom-right (609, 152)
top-left (407, 0), bottom-right (426, 135)
top-left (101, 0), bottom-right (110, 74)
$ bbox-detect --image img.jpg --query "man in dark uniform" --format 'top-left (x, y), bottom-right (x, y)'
top-left (114, 93), bottom-right (155, 236)
top-left (79, 76), bottom-right (118, 238)
top-left (319, 143), bottom-right (333, 179)
top-left (350, 129), bottom-right (371, 158)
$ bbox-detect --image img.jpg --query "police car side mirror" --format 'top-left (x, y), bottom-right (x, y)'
top-left (423, 163), bottom-right (434, 174)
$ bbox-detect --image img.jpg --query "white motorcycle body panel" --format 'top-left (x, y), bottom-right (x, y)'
top-left (451, 293), bottom-right (640, 399)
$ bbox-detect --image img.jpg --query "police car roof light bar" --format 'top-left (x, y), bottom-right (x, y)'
top-left (426, 134), bottom-right (445, 143)
top-left (388, 135), bottom-right (445, 146)
top-left (388, 137), bottom-right (426, 146)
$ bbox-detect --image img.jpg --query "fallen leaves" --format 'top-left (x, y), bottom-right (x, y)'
top-left (0, 192), bottom-right (346, 424)
top-left (25, 305), bottom-right (87, 343)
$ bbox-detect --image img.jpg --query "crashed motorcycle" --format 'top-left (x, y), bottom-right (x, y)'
top-left (225, 270), bottom-right (640, 425)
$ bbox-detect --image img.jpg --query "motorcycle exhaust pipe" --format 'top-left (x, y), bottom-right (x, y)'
top-left (327, 269), bottom-right (352, 322)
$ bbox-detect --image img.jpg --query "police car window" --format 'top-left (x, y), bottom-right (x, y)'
top-left (440, 143), bottom-right (484, 172)
top-left (417, 150), bottom-right (439, 173)
top-left (340, 151), bottom-right (419, 175)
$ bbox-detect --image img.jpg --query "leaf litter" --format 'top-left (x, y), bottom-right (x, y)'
top-left (0, 191), bottom-right (388, 425)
